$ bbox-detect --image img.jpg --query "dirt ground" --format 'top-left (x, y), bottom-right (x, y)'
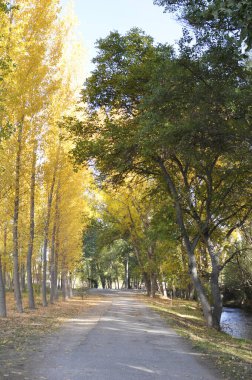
top-left (0, 292), bottom-right (104, 379)
top-left (0, 290), bottom-right (222, 380)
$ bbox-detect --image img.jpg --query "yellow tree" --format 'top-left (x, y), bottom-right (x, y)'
top-left (42, 131), bottom-right (92, 303)
top-left (0, 0), bottom-right (86, 314)
top-left (38, 5), bottom-right (86, 305)
top-left (55, 157), bottom-right (91, 301)
top-left (102, 178), bottom-right (162, 296)
top-left (2, 0), bottom-right (67, 312)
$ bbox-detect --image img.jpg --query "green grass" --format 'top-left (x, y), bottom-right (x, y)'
top-left (145, 297), bottom-right (252, 380)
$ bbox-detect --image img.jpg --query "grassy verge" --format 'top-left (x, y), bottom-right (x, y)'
top-left (145, 297), bottom-right (252, 380)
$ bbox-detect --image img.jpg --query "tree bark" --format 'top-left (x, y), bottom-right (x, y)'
top-left (13, 124), bottom-right (23, 313)
top-left (143, 272), bottom-right (151, 296)
top-left (124, 252), bottom-right (129, 289)
top-left (0, 254), bottom-right (7, 317)
top-left (62, 271), bottom-right (68, 301)
top-left (54, 232), bottom-right (59, 300)
top-left (187, 243), bottom-right (213, 326)
top-left (50, 221), bottom-right (56, 304)
top-left (27, 139), bottom-right (37, 309)
top-left (150, 272), bottom-right (157, 297)
top-left (42, 143), bottom-right (60, 307)
top-left (68, 275), bottom-right (73, 298)
top-left (206, 238), bottom-right (222, 330)
top-left (20, 264), bottom-right (26, 292)
top-left (50, 180), bottom-right (60, 304)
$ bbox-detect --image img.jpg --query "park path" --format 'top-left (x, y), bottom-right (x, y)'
top-left (22, 290), bottom-right (221, 380)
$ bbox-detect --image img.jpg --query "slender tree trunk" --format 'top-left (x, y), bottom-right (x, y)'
top-left (147, 245), bottom-right (157, 297)
top-left (42, 205), bottom-right (50, 307)
top-left (187, 245), bottom-right (213, 326)
top-left (42, 144), bottom-right (60, 307)
top-left (143, 272), bottom-right (151, 296)
top-left (124, 253), bottom-right (129, 289)
top-left (27, 139), bottom-right (37, 309)
top-left (100, 274), bottom-right (106, 289)
top-left (50, 221), bottom-right (56, 304)
top-left (20, 263), bottom-right (26, 292)
top-left (54, 240), bottom-right (59, 300)
top-left (162, 281), bottom-right (168, 298)
top-left (0, 254), bottom-right (7, 317)
top-left (62, 270), bottom-right (68, 301)
top-left (150, 273), bottom-right (157, 298)
top-left (3, 223), bottom-right (8, 289)
top-left (68, 275), bottom-right (73, 298)
top-left (50, 180), bottom-right (60, 304)
top-left (206, 238), bottom-right (222, 330)
top-left (13, 124), bottom-right (23, 313)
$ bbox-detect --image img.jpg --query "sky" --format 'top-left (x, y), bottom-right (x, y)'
top-left (61, 0), bottom-right (183, 76)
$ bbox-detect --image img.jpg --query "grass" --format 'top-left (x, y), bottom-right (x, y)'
top-left (145, 296), bottom-right (252, 380)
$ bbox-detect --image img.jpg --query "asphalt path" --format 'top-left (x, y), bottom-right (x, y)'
top-left (22, 290), bottom-right (221, 380)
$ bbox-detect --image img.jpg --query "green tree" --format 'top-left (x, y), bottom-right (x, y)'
top-left (83, 220), bottom-right (126, 289)
top-left (223, 224), bottom-right (252, 307)
top-left (70, 29), bottom-right (251, 329)
top-left (154, 0), bottom-right (252, 49)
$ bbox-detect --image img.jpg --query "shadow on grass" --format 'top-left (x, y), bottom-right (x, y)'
top-left (145, 297), bottom-right (252, 380)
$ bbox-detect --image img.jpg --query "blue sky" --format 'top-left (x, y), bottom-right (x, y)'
top-left (61, 0), bottom-right (182, 75)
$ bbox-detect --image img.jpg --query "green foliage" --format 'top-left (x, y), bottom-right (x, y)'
top-left (154, 0), bottom-right (252, 49)
top-left (72, 29), bottom-right (251, 241)
top-left (69, 28), bottom-right (251, 321)
top-left (223, 227), bottom-right (252, 307)
top-left (82, 219), bottom-right (130, 288)
top-left (85, 28), bottom-right (156, 114)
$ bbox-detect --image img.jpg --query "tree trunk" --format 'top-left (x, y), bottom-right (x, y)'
top-left (100, 274), bottom-right (106, 289)
top-left (3, 223), bottom-right (7, 288)
top-left (62, 271), bottom-right (68, 301)
top-left (13, 124), bottom-right (23, 313)
top-left (162, 281), bottom-right (168, 298)
top-left (50, 221), bottom-right (56, 304)
top-left (124, 253), bottom-right (129, 289)
top-left (0, 255), bottom-right (7, 317)
top-left (150, 273), bottom-right (157, 297)
top-left (42, 216), bottom-right (49, 307)
top-left (42, 144), bottom-right (60, 307)
top-left (143, 272), bottom-right (151, 296)
top-left (158, 159), bottom-right (213, 327)
top-left (50, 181), bottom-right (60, 304)
top-left (187, 247), bottom-right (213, 326)
top-left (206, 238), bottom-right (222, 330)
top-left (68, 275), bottom-right (73, 298)
top-left (54, 246), bottom-right (59, 300)
top-left (27, 139), bottom-right (37, 309)
top-left (20, 263), bottom-right (26, 292)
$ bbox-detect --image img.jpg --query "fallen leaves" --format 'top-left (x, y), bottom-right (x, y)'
top-left (0, 292), bottom-right (103, 379)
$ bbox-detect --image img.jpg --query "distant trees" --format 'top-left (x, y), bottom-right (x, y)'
top-left (223, 224), bottom-right (252, 308)
top-left (83, 220), bottom-right (127, 290)
top-left (69, 28), bottom-right (251, 329)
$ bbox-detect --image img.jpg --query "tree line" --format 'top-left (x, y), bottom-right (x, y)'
top-left (0, 0), bottom-right (91, 317)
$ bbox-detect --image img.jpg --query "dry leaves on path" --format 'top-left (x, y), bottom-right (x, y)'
top-left (0, 292), bottom-right (104, 379)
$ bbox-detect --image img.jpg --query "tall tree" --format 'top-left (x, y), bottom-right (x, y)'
top-left (70, 29), bottom-right (252, 329)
